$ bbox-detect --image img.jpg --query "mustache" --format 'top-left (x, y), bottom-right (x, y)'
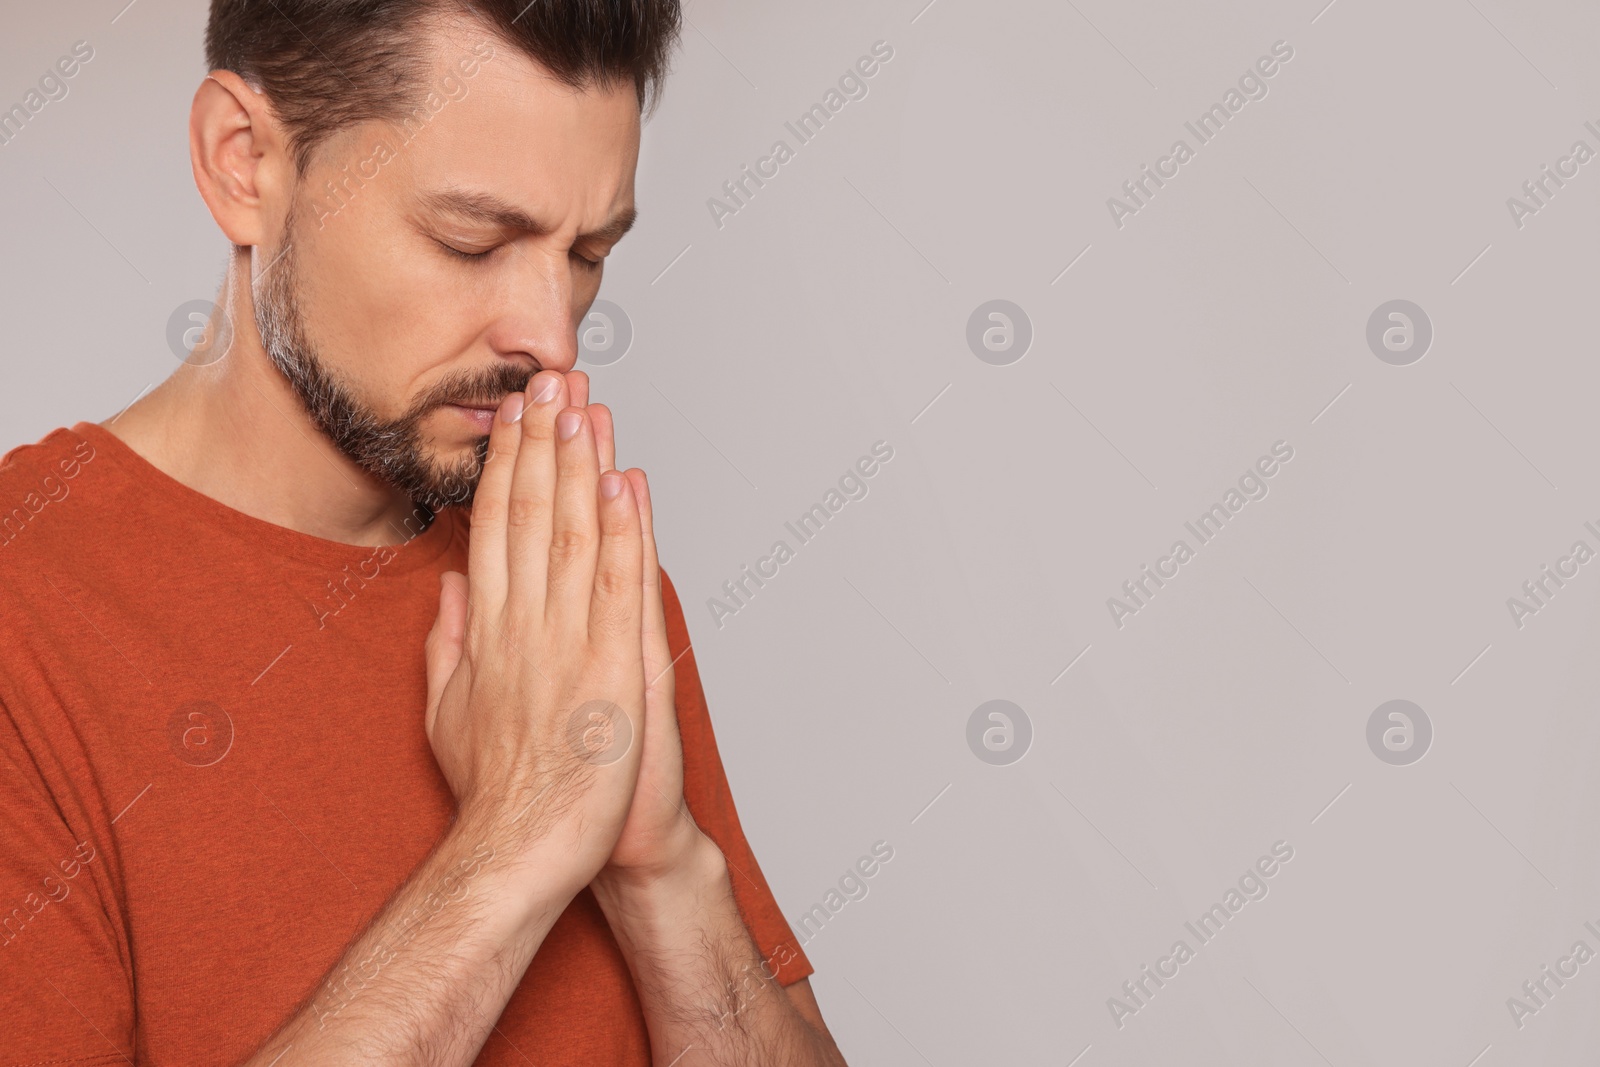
top-left (408, 363), bottom-right (542, 418)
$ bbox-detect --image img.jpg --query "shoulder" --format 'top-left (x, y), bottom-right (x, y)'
top-left (0, 425), bottom-right (104, 533)
top-left (0, 423), bottom-right (120, 578)
top-left (0, 424), bottom-right (100, 493)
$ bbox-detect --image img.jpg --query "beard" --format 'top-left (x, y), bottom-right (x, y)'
top-left (251, 202), bottom-right (536, 515)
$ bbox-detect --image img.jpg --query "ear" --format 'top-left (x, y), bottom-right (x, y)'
top-left (189, 69), bottom-right (293, 249)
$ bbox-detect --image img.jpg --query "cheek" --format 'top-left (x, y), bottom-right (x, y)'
top-left (317, 253), bottom-right (481, 405)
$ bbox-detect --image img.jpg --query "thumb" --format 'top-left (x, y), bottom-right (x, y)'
top-left (424, 570), bottom-right (469, 734)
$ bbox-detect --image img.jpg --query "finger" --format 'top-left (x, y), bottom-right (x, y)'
top-left (424, 571), bottom-right (470, 737)
top-left (545, 404), bottom-right (602, 635)
top-left (590, 403), bottom-right (616, 473)
top-left (504, 370), bottom-right (568, 619)
top-left (563, 369), bottom-right (610, 470)
top-left (588, 469), bottom-right (643, 654)
top-left (464, 391), bottom-right (526, 612)
top-left (627, 468), bottom-right (672, 696)
top-left (566, 369), bottom-right (590, 409)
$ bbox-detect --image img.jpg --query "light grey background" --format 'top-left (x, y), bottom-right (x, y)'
top-left (6, 0), bottom-right (1600, 1064)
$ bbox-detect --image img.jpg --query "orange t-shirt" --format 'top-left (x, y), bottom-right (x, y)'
top-left (0, 422), bottom-right (811, 1067)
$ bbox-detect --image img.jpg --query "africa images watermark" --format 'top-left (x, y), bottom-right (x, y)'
top-left (1506, 919), bottom-right (1600, 1030)
top-left (1506, 119), bottom-right (1600, 230)
top-left (792, 839), bottom-right (895, 946)
top-left (1504, 520), bottom-right (1600, 630)
top-left (1107, 839), bottom-right (1296, 1030)
top-left (706, 40), bottom-right (896, 230)
top-left (303, 501), bottom-right (435, 630)
top-left (0, 40), bottom-right (96, 149)
top-left (308, 38), bottom-right (498, 230)
top-left (707, 839), bottom-right (895, 1033)
top-left (1106, 39), bottom-right (1295, 229)
top-left (0, 438), bottom-right (97, 550)
top-left (0, 838), bottom-right (99, 951)
top-left (303, 479), bottom-right (477, 631)
top-left (706, 440), bottom-right (895, 629)
top-left (1106, 440), bottom-right (1295, 629)
top-left (310, 841), bottom-right (496, 1030)
top-left (708, 940), bottom-right (803, 1035)
top-left (167, 700), bottom-right (235, 768)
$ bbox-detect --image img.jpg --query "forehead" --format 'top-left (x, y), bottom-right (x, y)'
top-left (381, 15), bottom-right (642, 226)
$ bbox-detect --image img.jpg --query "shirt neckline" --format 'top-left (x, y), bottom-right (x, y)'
top-left (69, 421), bottom-right (462, 575)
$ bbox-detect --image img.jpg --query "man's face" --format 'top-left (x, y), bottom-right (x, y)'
top-left (254, 18), bottom-right (641, 511)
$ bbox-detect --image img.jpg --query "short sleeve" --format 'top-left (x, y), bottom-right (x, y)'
top-left (658, 566), bottom-right (814, 987)
top-left (0, 695), bottom-right (136, 1067)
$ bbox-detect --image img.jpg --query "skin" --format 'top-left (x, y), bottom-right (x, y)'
top-left (106, 12), bottom-right (843, 1066)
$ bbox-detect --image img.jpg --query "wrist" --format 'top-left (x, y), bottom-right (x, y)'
top-left (594, 807), bottom-right (711, 889)
top-left (590, 833), bottom-right (783, 1043)
top-left (590, 828), bottom-right (728, 932)
top-left (447, 799), bottom-right (590, 924)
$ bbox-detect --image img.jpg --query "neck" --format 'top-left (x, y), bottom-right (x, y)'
top-left (104, 258), bottom-right (423, 548)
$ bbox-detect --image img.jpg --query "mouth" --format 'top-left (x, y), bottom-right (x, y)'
top-left (446, 399), bottom-right (505, 433)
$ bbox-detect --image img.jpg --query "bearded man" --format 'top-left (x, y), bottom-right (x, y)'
top-left (0, 3), bottom-right (844, 1065)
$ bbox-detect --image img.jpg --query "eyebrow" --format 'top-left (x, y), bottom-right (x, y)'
top-left (418, 187), bottom-right (638, 244)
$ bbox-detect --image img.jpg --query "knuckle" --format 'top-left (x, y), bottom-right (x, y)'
top-left (463, 612), bottom-right (513, 661)
top-left (547, 525), bottom-right (588, 565)
top-left (458, 633), bottom-right (487, 671)
top-left (469, 496), bottom-right (506, 529)
top-left (460, 620), bottom-right (491, 659)
top-left (506, 494), bottom-right (544, 528)
top-left (593, 564), bottom-right (634, 602)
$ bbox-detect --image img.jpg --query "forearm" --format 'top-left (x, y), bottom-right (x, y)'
top-left (240, 803), bottom-right (578, 1067)
top-left (591, 836), bottom-right (843, 1067)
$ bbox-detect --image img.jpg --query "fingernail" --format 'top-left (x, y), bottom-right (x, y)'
top-left (499, 392), bottom-right (525, 423)
top-left (532, 376), bottom-right (561, 404)
top-left (557, 410), bottom-right (582, 440)
top-left (600, 471), bottom-right (623, 499)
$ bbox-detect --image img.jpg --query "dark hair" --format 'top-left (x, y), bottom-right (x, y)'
top-left (204, 0), bottom-right (681, 177)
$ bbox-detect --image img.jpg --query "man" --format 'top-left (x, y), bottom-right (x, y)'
top-left (0, 2), bottom-right (845, 1065)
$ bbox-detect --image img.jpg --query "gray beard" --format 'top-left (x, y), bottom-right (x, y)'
top-left (251, 209), bottom-right (534, 514)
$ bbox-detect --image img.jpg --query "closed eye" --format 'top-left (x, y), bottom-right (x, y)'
top-left (436, 239), bottom-right (497, 262)
top-left (437, 239), bottom-right (601, 269)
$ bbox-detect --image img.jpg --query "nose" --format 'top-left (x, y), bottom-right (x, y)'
top-left (485, 252), bottom-right (580, 373)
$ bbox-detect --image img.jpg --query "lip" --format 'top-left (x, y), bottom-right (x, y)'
top-left (448, 402), bottom-right (502, 432)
